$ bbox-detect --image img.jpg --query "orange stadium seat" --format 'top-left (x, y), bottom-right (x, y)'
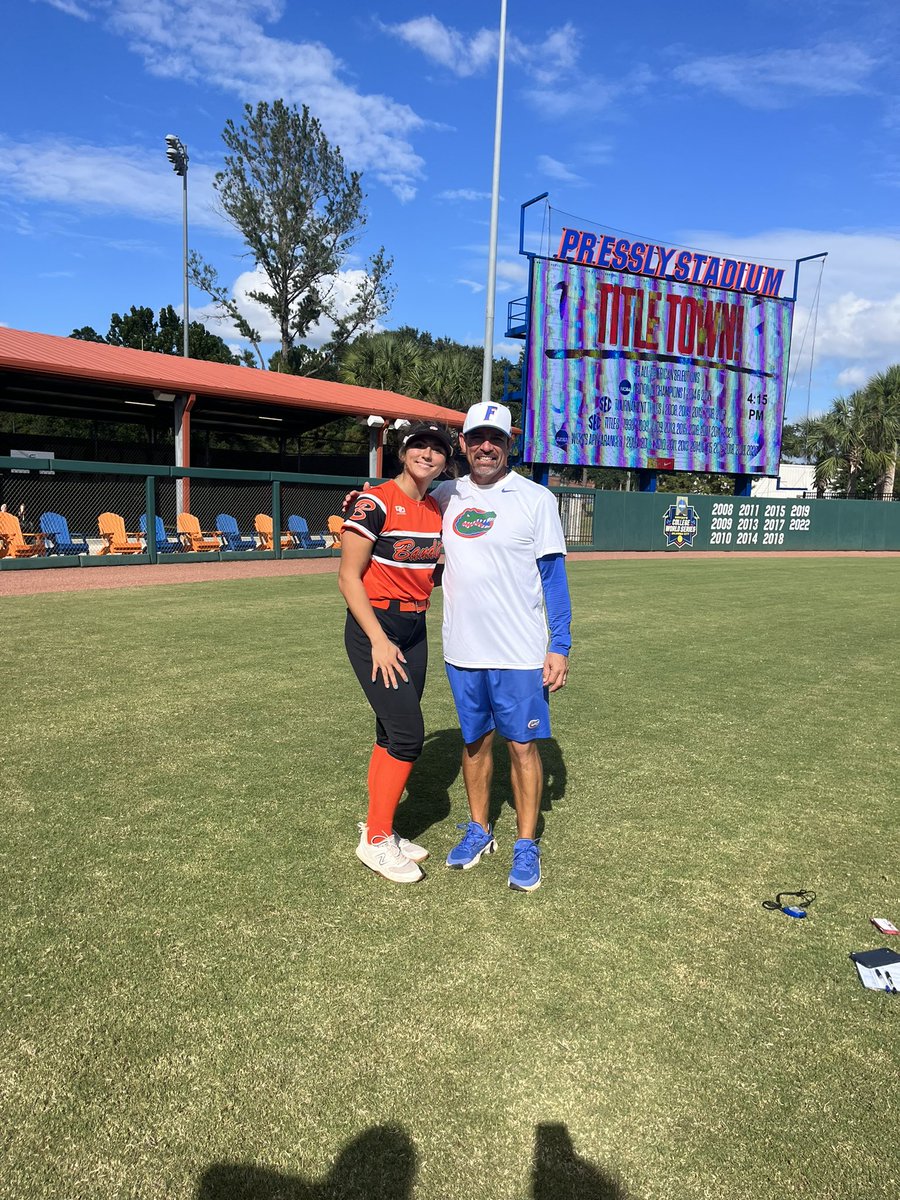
top-left (0, 510), bottom-right (47, 558)
top-left (97, 512), bottom-right (143, 555)
top-left (254, 513), bottom-right (292, 551)
top-left (177, 512), bottom-right (221, 552)
top-left (327, 515), bottom-right (343, 550)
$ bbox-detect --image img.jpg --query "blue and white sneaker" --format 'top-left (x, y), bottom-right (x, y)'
top-left (508, 838), bottom-right (541, 891)
top-left (446, 821), bottom-right (497, 870)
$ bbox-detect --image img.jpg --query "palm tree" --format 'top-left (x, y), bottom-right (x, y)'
top-left (340, 332), bottom-right (422, 394)
top-left (864, 365), bottom-right (900, 499)
top-left (416, 347), bottom-right (482, 411)
top-left (801, 386), bottom-right (900, 498)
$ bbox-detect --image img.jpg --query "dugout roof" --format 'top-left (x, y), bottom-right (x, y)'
top-left (0, 326), bottom-right (468, 435)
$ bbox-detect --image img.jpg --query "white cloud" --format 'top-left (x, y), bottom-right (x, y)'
top-left (0, 137), bottom-right (225, 229)
top-left (437, 188), bottom-right (493, 202)
top-left (494, 258), bottom-right (529, 296)
top-left (44, 0), bottom-right (92, 17)
top-left (536, 155), bottom-right (585, 185)
top-left (40, 0), bottom-right (426, 199)
top-left (680, 226), bottom-right (900, 396)
top-left (526, 23), bottom-right (581, 87)
top-left (457, 279), bottom-right (485, 294)
top-left (382, 14), bottom-right (648, 123)
top-left (836, 365), bottom-right (868, 390)
top-left (525, 62), bottom-right (653, 119)
top-left (813, 291), bottom-right (900, 360)
top-left (580, 141), bottom-right (615, 166)
top-left (496, 259), bottom-right (528, 286)
top-left (194, 264), bottom-right (384, 350)
top-left (382, 15), bottom-right (497, 77)
top-left (673, 43), bottom-right (878, 109)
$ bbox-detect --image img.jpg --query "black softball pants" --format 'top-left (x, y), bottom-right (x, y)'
top-left (344, 607), bottom-right (429, 762)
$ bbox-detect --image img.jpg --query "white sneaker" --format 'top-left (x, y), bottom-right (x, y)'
top-left (357, 822), bottom-right (429, 863)
top-left (356, 829), bottom-right (424, 883)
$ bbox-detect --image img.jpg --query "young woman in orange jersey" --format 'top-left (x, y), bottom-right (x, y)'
top-left (339, 422), bottom-right (455, 883)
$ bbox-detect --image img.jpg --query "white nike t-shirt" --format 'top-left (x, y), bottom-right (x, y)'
top-left (433, 472), bottom-right (567, 669)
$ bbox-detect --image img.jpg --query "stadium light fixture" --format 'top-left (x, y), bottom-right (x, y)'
top-left (164, 134), bottom-right (190, 359)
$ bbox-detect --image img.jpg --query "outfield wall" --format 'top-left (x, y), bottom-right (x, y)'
top-left (2, 456), bottom-right (898, 569)
top-left (584, 491), bottom-right (900, 552)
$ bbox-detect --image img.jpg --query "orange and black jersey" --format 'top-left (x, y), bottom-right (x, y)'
top-left (342, 479), bottom-right (443, 605)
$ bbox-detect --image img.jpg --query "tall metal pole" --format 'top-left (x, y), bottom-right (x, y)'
top-left (166, 135), bottom-right (190, 358)
top-left (182, 167), bottom-right (189, 358)
top-left (480, 0), bottom-right (508, 404)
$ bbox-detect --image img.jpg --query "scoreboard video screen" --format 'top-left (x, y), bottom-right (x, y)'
top-left (523, 254), bottom-right (794, 475)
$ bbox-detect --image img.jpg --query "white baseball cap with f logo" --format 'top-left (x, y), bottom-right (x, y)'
top-left (462, 401), bottom-right (512, 437)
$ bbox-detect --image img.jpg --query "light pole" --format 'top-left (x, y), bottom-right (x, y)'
top-left (165, 134), bottom-right (189, 358)
top-left (481, 0), bottom-right (508, 403)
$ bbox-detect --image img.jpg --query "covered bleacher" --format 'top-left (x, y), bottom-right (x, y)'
top-left (0, 327), bottom-right (467, 568)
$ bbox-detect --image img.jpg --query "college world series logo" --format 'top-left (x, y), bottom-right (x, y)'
top-left (663, 496), bottom-right (699, 549)
top-left (452, 508), bottom-right (497, 538)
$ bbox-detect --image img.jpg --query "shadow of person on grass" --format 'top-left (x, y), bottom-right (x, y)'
top-left (196, 1123), bottom-right (415, 1200)
top-left (397, 729), bottom-right (567, 844)
top-left (395, 726), bottom-right (462, 841)
top-left (532, 1123), bottom-right (635, 1200)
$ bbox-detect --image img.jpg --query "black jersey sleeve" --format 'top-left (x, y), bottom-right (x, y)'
top-left (342, 491), bottom-right (387, 542)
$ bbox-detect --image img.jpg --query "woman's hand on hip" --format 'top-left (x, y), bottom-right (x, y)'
top-left (371, 639), bottom-right (409, 689)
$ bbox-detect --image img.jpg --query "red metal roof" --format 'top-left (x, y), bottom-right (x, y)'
top-left (0, 326), bottom-right (468, 427)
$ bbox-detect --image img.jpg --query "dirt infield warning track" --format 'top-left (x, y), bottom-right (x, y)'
top-left (1, 550), bottom-right (896, 597)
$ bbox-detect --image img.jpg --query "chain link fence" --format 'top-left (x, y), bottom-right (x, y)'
top-left (0, 458), bottom-right (366, 560)
top-left (1, 457), bottom-right (601, 564)
top-left (1, 467), bottom-right (148, 555)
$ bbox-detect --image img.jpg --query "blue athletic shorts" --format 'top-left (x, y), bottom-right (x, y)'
top-left (445, 664), bottom-right (551, 745)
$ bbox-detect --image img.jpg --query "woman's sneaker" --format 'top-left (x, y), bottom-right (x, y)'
top-left (356, 830), bottom-right (424, 883)
top-left (446, 821), bottom-right (497, 870)
top-left (508, 838), bottom-right (541, 891)
top-left (357, 822), bottom-right (428, 863)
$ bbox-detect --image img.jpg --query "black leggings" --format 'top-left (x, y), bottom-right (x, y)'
top-left (344, 608), bottom-right (429, 762)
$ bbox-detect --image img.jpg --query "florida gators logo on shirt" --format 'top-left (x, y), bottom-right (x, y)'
top-left (452, 508), bottom-right (497, 538)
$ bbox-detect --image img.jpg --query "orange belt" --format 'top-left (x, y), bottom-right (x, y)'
top-left (370, 598), bottom-right (430, 613)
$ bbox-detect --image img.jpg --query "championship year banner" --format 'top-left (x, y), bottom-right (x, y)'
top-left (524, 256), bottom-right (794, 474)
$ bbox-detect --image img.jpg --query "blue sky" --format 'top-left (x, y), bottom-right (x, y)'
top-left (3, 0), bottom-right (899, 421)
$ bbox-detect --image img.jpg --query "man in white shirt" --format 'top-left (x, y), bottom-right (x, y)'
top-left (433, 401), bottom-right (572, 892)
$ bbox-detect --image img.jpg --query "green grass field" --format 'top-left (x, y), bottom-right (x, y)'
top-left (2, 558), bottom-right (898, 1200)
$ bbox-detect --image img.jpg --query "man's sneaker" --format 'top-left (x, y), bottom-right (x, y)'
top-left (508, 838), bottom-right (541, 892)
top-left (357, 821), bottom-right (428, 863)
top-left (446, 821), bottom-right (497, 870)
top-left (356, 830), bottom-right (424, 883)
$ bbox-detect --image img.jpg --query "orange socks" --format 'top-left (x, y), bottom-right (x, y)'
top-left (366, 744), bottom-right (414, 842)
